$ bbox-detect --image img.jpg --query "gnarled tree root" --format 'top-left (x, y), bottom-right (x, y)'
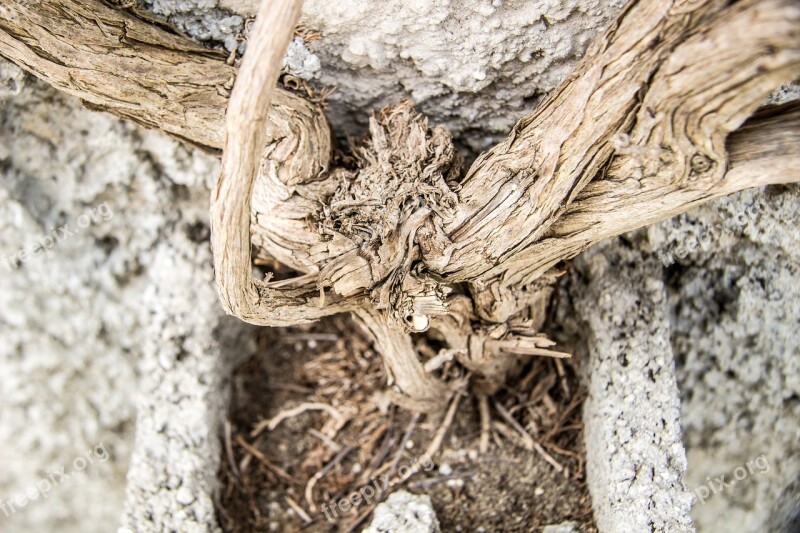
top-left (2, 0), bottom-right (798, 412)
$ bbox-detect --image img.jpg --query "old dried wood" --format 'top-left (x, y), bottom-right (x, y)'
top-left (2, 0), bottom-right (798, 407)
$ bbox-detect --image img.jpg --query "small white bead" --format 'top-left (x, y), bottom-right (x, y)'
top-left (411, 314), bottom-right (429, 331)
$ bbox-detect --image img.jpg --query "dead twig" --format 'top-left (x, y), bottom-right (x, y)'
top-left (251, 402), bottom-right (346, 437)
top-left (235, 435), bottom-right (296, 484)
top-left (304, 444), bottom-right (354, 511)
top-left (478, 394), bottom-right (491, 454)
top-left (285, 495), bottom-right (313, 523)
top-left (494, 401), bottom-right (564, 473)
top-left (224, 419), bottom-right (240, 480)
top-left (415, 392), bottom-right (462, 476)
top-left (407, 471), bottom-right (477, 488)
top-left (307, 428), bottom-right (342, 452)
top-left (387, 413), bottom-right (420, 482)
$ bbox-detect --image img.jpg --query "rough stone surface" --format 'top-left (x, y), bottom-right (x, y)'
top-left (0, 64), bottom-right (254, 531)
top-left (554, 182), bottom-right (800, 533)
top-left (363, 491), bottom-right (440, 533)
top-left (644, 184), bottom-right (800, 532)
top-left (568, 245), bottom-right (694, 533)
top-left (147, 0), bottom-right (628, 152)
top-left (0, 58), bottom-right (24, 98)
top-left (140, 0), bottom-right (322, 80)
top-left (119, 213), bottom-right (256, 532)
top-left (143, 0), bottom-right (245, 52)
top-left (542, 521), bottom-right (578, 533)
top-left (283, 36), bottom-right (322, 80)
top-left (764, 81), bottom-right (800, 106)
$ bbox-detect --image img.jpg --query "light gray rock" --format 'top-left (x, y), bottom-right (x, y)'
top-left (542, 521), bottom-right (578, 533)
top-left (118, 221), bottom-right (256, 532)
top-left (555, 181), bottom-right (800, 533)
top-left (146, 0), bottom-right (628, 152)
top-left (0, 57), bottom-right (24, 99)
top-left (142, 0), bottom-right (245, 52)
top-left (764, 81), bottom-right (800, 106)
top-left (1, 75), bottom-right (139, 532)
top-left (362, 491), bottom-right (440, 533)
top-left (0, 72), bottom-right (255, 532)
top-left (284, 37), bottom-right (322, 80)
top-left (644, 184), bottom-right (800, 532)
top-left (571, 246), bottom-right (694, 533)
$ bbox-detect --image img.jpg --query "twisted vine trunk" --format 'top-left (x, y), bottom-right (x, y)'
top-left (2, 0), bottom-right (798, 411)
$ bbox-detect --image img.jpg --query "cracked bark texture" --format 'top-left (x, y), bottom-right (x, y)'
top-left (211, 0), bottom-right (799, 406)
top-left (3, 0), bottom-right (797, 316)
top-left (3, 0), bottom-right (797, 409)
top-left (226, 0), bottom-right (800, 331)
top-left (0, 0), bottom-right (327, 161)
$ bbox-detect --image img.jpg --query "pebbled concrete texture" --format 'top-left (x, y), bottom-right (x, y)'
top-left (0, 59), bottom-right (24, 99)
top-left (553, 182), bottom-right (800, 533)
top-left (0, 60), bottom-right (254, 532)
top-left (363, 491), bottom-right (440, 533)
top-left (569, 245), bottom-right (694, 532)
top-left (645, 185), bottom-right (800, 532)
top-left (119, 216), bottom-right (257, 532)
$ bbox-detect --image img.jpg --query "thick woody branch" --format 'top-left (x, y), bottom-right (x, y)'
top-left (4, 1), bottom-right (797, 303)
top-left (2, 0), bottom-right (798, 390)
top-left (353, 307), bottom-right (451, 413)
top-left (487, 103), bottom-right (800, 295)
top-left (307, 0), bottom-right (799, 329)
top-left (209, 0), bottom-right (355, 326)
top-left (0, 0), bottom-right (329, 172)
top-left (0, 0), bottom-right (336, 282)
top-left (433, 0), bottom-right (799, 289)
top-left (464, 0), bottom-right (800, 321)
top-left (426, 0), bottom-right (728, 281)
top-left (0, 0), bottom-right (350, 326)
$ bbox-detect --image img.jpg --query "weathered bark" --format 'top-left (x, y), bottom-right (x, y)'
top-left (209, 0), bottom-right (362, 327)
top-left (491, 103), bottom-right (800, 296)
top-left (353, 306), bottom-right (451, 412)
top-left (2, 0), bottom-right (798, 409)
top-left (0, 0), bottom-right (326, 162)
top-left (460, 0), bottom-right (800, 321)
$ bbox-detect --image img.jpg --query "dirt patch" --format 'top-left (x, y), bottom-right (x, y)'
top-left (216, 315), bottom-right (594, 532)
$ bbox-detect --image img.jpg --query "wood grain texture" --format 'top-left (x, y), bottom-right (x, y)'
top-left (460, 0), bottom-right (800, 321)
top-left (0, 0), bottom-right (329, 180)
top-left (493, 103), bottom-right (800, 300)
top-left (2, 0), bottom-right (799, 404)
top-left (435, 0), bottom-right (799, 283)
top-left (209, 0), bottom-right (356, 326)
top-left (354, 306), bottom-right (451, 412)
top-left (0, 0), bottom-right (346, 326)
